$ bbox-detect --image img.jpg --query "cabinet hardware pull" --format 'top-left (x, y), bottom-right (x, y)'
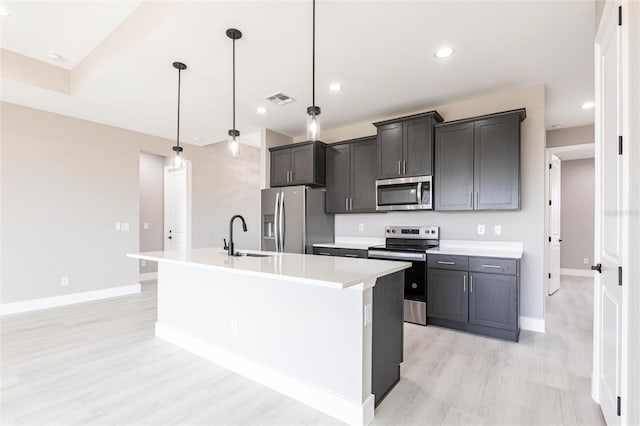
top-left (480, 264), bottom-right (502, 269)
top-left (463, 275), bottom-right (467, 292)
top-left (318, 252), bottom-right (331, 255)
top-left (403, 160), bottom-right (407, 175)
top-left (437, 261), bottom-right (456, 265)
top-left (398, 161), bottom-right (401, 175)
top-left (344, 254), bottom-right (359, 258)
top-left (469, 192), bottom-right (473, 208)
top-left (350, 198), bottom-right (353, 211)
top-left (345, 198), bottom-right (349, 211)
top-left (475, 191), bottom-right (479, 206)
top-left (470, 276), bottom-right (474, 292)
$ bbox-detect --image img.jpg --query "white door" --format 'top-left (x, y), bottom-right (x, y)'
top-left (548, 154), bottom-right (561, 295)
top-left (594, 3), bottom-right (623, 424)
top-left (164, 162), bottom-right (191, 251)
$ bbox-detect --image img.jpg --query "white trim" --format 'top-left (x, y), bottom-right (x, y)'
top-left (139, 272), bottom-right (158, 281)
top-left (560, 268), bottom-right (595, 277)
top-left (156, 323), bottom-right (375, 426)
top-left (520, 316), bottom-right (545, 333)
top-left (0, 284), bottom-right (141, 316)
top-left (546, 143), bottom-right (596, 160)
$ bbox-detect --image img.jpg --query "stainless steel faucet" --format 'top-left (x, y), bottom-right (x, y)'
top-left (228, 215), bottom-right (247, 256)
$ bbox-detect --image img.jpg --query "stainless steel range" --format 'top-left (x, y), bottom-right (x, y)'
top-left (368, 225), bottom-right (439, 325)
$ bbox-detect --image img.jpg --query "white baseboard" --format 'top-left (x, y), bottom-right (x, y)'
top-left (520, 316), bottom-right (545, 333)
top-left (139, 272), bottom-right (158, 281)
top-left (560, 268), bottom-right (595, 277)
top-left (156, 323), bottom-right (374, 426)
top-left (0, 284), bottom-right (141, 316)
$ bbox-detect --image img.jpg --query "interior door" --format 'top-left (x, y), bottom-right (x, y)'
top-left (548, 155), bottom-right (562, 295)
top-left (595, 4), bottom-right (623, 424)
top-left (164, 163), bottom-right (190, 251)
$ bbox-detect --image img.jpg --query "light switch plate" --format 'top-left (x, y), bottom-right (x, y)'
top-left (115, 222), bottom-right (121, 231)
top-left (143, 222), bottom-right (149, 230)
top-left (61, 276), bottom-right (69, 287)
top-left (584, 258), bottom-right (589, 265)
top-left (121, 223), bottom-right (130, 232)
top-left (477, 224), bottom-right (485, 235)
top-left (141, 260), bottom-right (146, 267)
top-left (494, 225), bottom-right (502, 235)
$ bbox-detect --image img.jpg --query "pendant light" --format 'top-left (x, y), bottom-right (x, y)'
top-left (227, 28), bottom-right (242, 157)
top-left (172, 61), bottom-right (187, 168)
top-left (306, 0), bottom-right (321, 141)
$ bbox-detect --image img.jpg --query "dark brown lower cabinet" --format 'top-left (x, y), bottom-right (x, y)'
top-left (427, 254), bottom-right (520, 341)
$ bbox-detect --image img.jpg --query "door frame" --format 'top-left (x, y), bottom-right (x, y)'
top-left (163, 160), bottom-right (193, 251)
top-left (593, 2), bottom-right (640, 424)
top-left (543, 143), bottom-right (595, 297)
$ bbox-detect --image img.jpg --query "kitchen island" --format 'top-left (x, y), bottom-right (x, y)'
top-left (127, 247), bottom-right (410, 426)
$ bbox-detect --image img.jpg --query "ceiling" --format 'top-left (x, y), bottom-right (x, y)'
top-left (0, 1), bottom-right (596, 147)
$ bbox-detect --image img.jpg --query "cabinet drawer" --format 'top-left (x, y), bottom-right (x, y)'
top-left (313, 247), bottom-right (344, 257)
top-left (469, 257), bottom-right (518, 275)
top-left (343, 249), bottom-right (368, 259)
top-left (427, 254), bottom-right (468, 271)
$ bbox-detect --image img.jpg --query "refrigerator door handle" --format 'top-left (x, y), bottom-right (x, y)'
top-left (280, 191), bottom-right (286, 252)
top-left (274, 192), bottom-right (280, 252)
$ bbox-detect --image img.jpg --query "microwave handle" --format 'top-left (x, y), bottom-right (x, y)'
top-left (416, 181), bottom-right (423, 204)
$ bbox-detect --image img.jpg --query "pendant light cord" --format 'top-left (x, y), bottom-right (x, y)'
top-left (233, 37), bottom-right (236, 130)
top-left (176, 68), bottom-right (182, 149)
top-left (312, 0), bottom-right (315, 107)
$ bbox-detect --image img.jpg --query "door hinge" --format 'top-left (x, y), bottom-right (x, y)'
top-left (549, 163), bottom-right (552, 169)
top-left (618, 6), bottom-right (622, 26)
top-left (549, 236), bottom-right (551, 242)
top-left (549, 200), bottom-right (552, 206)
top-left (617, 396), bottom-right (621, 416)
top-left (619, 136), bottom-right (623, 155)
top-left (548, 273), bottom-right (551, 279)
top-left (619, 266), bottom-right (622, 286)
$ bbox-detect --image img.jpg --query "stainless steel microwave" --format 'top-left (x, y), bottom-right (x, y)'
top-left (375, 176), bottom-right (432, 211)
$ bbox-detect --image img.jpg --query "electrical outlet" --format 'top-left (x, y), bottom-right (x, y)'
top-left (230, 320), bottom-right (239, 336)
top-left (477, 224), bottom-right (485, 235)
top-left (358, 223), bottom-right (365, 232)
top-left (121, 222), bottom-right (130, 232)
top-left (584, 258), bottom-right (589, 265)
top-left (143, 222), bottom-right (149, 230)
top-left (141, 260), bottom-right (146, 267)
top-left (61, 276), bottom-right (69, 287)
top-left (494, 225), bottom-right (502, 235)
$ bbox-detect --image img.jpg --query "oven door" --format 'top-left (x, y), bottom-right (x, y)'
top-left (376, 176), bottom-right (432, 211)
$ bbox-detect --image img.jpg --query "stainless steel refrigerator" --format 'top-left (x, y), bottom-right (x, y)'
top-left (261, 186), bottom-right (334, 254)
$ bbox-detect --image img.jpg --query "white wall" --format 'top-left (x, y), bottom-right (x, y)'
top-left (560, 159), bottom-right (595, 270)
top-left (0, 102), bottom-right (260, 304)
top-left (139, 152), bottom-right (165, 274)
top-left (297, 85), bottom-right (547, 321)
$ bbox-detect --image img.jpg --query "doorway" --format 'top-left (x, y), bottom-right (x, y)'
top-left (164, 160), bottom-right (192, 252)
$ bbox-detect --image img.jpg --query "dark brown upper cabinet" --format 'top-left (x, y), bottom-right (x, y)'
top-left (373, 111), bottom-right (444, 179)
top-left (326, 136), bottom-right (377, 213)
top-left (434, 109), bottom-right (526, 211)
top-left (269, 141), bottom-right (326, 187)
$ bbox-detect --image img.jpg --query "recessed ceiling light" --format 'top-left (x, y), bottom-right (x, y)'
top-left (435, 47), bottom-right (455, 59)
top-left (551, 124), bottom-right (562, 129)
top-left (256, 107), bottom-right (268, 114)
top-left (329, 83), bottom-right (342, 92)
top-left (581, 101), bottom-right (595, 109)
top-left (0, 8), bottom-right (12, 17)
top-left (46, 52), bottom-right (63, 61)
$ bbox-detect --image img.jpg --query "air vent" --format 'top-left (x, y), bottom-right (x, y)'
top-left (265, 92), bottom-right (295, 105)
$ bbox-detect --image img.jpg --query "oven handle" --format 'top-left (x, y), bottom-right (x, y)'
top-left (367, 250), bottom-right (426, 261)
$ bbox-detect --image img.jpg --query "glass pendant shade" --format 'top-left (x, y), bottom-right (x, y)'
top-left (306, 106), bottom-right (321, 141)
top-left (173, 151), bottom-right (183, 169)
top-left (228, 129), bottom-right (240, 157)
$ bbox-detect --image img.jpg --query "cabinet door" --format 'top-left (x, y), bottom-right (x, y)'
top-left (404, 116), bottom-right (434, 177)
top-left (469, 272), bottom-right (517, 330)
top-left (270, 149), bottom-right (291, 187)
top-left (474, 114), bottom-right (520, 210)
top-left (350, 138), bottom-right (377, 212)
top-left (377, 122), bottom-right (403, 179)
top-left (291, 144), bottom-right (315, 185)
top-left (325, 144), bottom-right (350, 213)
top-left (427, 269), bottom-right (468, 323)
top-left (434, 122), bottom-right (475, 210)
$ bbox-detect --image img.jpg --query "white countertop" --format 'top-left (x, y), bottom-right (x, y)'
top-left (313, 236), bottom-right (385, 251)
top-left (426, 240), bottom-right (524, 259)
top-left (128, 247), bottom-right (410, 289)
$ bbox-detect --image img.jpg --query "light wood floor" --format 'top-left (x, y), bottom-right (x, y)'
top-left (1, 276), bottom-right (604, 426)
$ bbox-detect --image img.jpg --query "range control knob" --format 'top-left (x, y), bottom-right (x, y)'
top-left (431, 230), bottom-right (436, 234)
top-left (391, 229), bottom-right (396, 233)
top-left (411, 283), bottom-right (418, 289)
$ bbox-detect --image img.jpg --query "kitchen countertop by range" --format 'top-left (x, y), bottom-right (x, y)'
top-left (426, 240), bottom-right (524, 259)
top-left (313, 237), bottom-right (385, 251)
top-left (128, 247), bottom-right (410, 289)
